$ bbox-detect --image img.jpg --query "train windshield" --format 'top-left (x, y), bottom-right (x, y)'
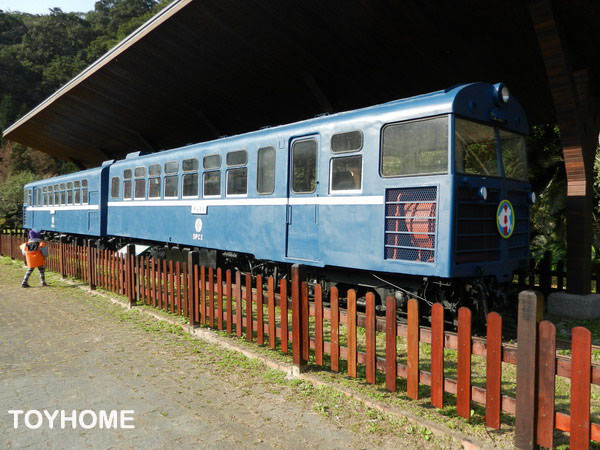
top-left (455, 118), bottom-right (527, 181)
top-left (499, 129), bottom-right (528, 181)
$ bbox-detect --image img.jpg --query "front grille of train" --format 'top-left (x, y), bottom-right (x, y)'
top-left (384, 187), bottom-right (437, 263)
top-left (456, 187), bottom-right (501, 264)
top-left (506, 190), bottom-right (530, 260)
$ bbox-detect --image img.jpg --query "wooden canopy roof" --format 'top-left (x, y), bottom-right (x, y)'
top-left (3, 0), bottom-right (599, 168)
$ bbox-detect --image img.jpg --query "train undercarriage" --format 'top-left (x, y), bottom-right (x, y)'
top-left (46, 231), bottom-right (522, 331)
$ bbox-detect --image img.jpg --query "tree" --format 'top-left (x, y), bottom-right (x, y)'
top-left (0, 171), bottom-right (37, 227)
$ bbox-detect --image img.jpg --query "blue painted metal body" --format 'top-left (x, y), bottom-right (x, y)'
top-left (24, 166), bottom-right (108, 236)
top-left (23, 82), bottom-right (531, 283)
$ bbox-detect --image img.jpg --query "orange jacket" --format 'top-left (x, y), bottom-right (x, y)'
top-left (20, 241), bottom-right (47, 268)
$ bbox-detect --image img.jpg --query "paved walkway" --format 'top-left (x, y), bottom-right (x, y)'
top-left (0, 258), bottom-right (449, 449)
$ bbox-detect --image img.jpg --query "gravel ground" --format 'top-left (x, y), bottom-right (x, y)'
top-left (0, 258), bottom-right (455, 449)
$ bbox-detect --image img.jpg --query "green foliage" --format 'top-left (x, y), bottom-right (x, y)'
top-left (0, 170), bottom-right (36, 227)
top-left (527, 125), bottom-right (568, 261)
top-left (528, 125), bottom-right (600, 263)
top-left (0, 1), bottom-right (165, 209)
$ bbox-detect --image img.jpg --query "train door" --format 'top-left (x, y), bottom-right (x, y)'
top-left (286, 135), bottom-right (320, 261)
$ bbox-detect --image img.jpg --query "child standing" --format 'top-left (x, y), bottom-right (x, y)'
top-left (19, 229), bottom-right (48, 288)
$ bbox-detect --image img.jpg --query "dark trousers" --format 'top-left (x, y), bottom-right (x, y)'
top-left (22, 266), bottom-right (46, 285)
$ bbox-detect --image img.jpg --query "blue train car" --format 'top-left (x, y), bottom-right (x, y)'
top-left (105, 82), bottom-right (531, 280)
top-left (23, 166), bottom-right (108, 236)
top-left (24, 82), bottom-right (533, 308)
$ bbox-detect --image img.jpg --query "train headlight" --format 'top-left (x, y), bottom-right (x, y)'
top-left (529, 192), bottom-right (536, 204)
top-left (478, 186), bottom-right (488, 200)
top-left (494, 83), bottom-right (510, 104)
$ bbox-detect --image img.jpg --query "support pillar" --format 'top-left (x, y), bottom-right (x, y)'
top-left (529, 0), bottom-right (600, 295)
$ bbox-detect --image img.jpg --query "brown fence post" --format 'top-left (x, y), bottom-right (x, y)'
top-left (87, 240), bottom-right (96, 290)
top-left (385, 296), bottom-right (397, 392)
top-left (126, 244), bottom-right (136, 306)
top-left (515, 290), bottom-right (542, 449)
top-left (291, 264), bottom-right (305, 367)
top-left (59, 236), bottom-right (67, 278)
top-left (187, 251), bottom-right (198, 327)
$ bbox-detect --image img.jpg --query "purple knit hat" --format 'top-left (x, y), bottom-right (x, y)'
top-left (28, 229), bottom-right (41, 240)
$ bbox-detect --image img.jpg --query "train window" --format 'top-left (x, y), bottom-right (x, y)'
top-left (148, 177), bottom-right (161, 198)
top-left (47, 186), bottom-right (51, 206)
top-left (148, 164), bottom-right (160, 176)
top-left (75, 188), bottom-right (80, 205)
top-left (164, 175), bottom-right (178, 198)
top-left (124, 169), bottom-right (132, 179)
top-left (499, 129), bottom-right (528, 181)
top-left (292, 139), bottom-right (317, 193)
top-left (111, 177), bottom-right (119, 199)
top-left (182, 173), bottom-right (198, 197)
top-left (331, 131), bottom-right (363, 153)
top-left (455, 118), bottom-right (499, 177)
top-left (227, 168), bottom-right (247, 196)
top-left (54, 184), bottom-right (59, 205)
top-left (381, 116), bottom-right (448, 177)
top-left (123, 180), bottom-right (132, 200)
top-left (226, 150), bottom-right (247, 166)
top-left (74, 181), bottom-right (81, 204)
top-left (183, 158), bottom-right (198, 172)
top-left (134, 179), bottom-right (146, 199)
top-left (203, 154), bottom-right (221, 170)
top-left (42, 187), bottom-right (47, 206)
top-left (67, 182), bottom-right (74, 205)
top-left (60, 183), bottom-right (66, 205)
top-left (82, 179), bottom-right (88, 204)
top-left (24, 189), bottom-right (28, 205)
top-left (203, 171), bottom-right (220, 197)
top-left (134, 167), bottom-right (145, 199)
top-left (165, 161), bottom-right (178, 174)
top-left (331, 155), bottom-right (362, 192)
top-left (257, 146), bottom-right (275, 194)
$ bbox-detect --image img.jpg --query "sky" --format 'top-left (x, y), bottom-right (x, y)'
top-left (0, 0), bottom-right (97, 14)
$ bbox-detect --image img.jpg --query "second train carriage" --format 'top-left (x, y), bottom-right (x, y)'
top-left (23, 82), bottom-right (533, 311)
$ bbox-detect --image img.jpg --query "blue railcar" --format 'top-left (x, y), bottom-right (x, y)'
top-left (23, 82), bottom-right (533, 309)
top-left (23, 165), bottom-right (108, 236)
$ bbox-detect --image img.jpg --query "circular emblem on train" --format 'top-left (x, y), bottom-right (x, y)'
top-left (194, 218), bottom-right (203, 233)
top-left (496, 200), bottom-right (515, 238)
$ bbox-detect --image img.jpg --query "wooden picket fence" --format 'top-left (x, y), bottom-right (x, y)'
top-left (0, 230), bottom-right (599, 448)
top-left (517, 250), bottom-right (600, 295)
